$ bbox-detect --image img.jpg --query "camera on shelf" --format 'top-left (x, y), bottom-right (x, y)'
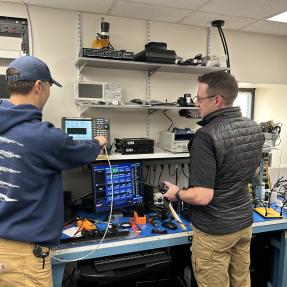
top-left (177, 93), bottom-right (195, 107)
top-left (177, 94), bottom-right (200, 119)
top-left (176, 54), bottom-right (202, 66)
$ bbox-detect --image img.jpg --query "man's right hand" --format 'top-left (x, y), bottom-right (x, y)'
top-left (163, 181), bottom-right (180, 202)
top-left (95, 136), bottom-right (107, 147)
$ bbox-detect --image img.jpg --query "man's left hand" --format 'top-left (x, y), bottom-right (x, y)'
top-left (163, 181), bottom-right (180, 202)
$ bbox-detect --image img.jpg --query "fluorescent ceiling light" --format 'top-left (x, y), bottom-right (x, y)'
top-left (267, 11), bottom-right (287, 23)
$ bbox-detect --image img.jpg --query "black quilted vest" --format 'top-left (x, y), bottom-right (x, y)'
top-left (190, 107), bottom-right (265, 235)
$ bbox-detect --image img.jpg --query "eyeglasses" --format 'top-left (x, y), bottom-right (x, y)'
top-left (192, 95), bottom-right (216, 103)
top-left (193, 94), bottom-right (225, 103)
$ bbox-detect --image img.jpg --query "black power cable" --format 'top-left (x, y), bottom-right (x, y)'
top-left (175, 166), bottom-right (179, 186)
top-left (211, 20), bottom-right (231, 73)
top-left (181, 163), bottom-right (189, 179)
top-left (217, 27), bottom-right (228, 58)
top-left (268, 176), bottom-right (283, 208)
top-left (158, 165), bottom-right (164, 186)
top-left (143, 165), bottom-right (150, 182)
top-left (168, 164), bottom-right (176, 177)
top-left (251, 188), bottom-right (268, 215)
top-left (153, 165), bottom-right (157, 187)
top-left (162, 110), bottom-right (176, 131)
top-left (219, 27), bottom-right (230, 68)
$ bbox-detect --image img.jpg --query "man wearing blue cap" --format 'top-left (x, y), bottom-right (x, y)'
top-left (0, 56), bottom-right (106, 287)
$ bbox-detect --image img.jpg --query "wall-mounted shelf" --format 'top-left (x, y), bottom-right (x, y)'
top-left (96, 147), bottom-right (189, 161)
top-left (75, 57), bottom-right (228, 75)
top-left (75, 103), bottom-right (200, 116)
top-left (75, 103), bottom-right (198, 110)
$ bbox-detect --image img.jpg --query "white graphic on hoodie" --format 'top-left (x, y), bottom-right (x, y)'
top-left (0, 150), bottom-right (21, 159)
top-left (0, 181), bottom-right (19, 189)
top-left (0, 193), bottom-right (17, 202)
top-left (0, 167), bottom-right (20, 174)
top-left (0, 137), bottom-right (23, 146)
top-left (0, 137), bottom-right (23, 202)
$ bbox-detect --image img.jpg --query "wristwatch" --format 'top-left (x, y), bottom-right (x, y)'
top-left (175, 190), bottom-right (181, 201)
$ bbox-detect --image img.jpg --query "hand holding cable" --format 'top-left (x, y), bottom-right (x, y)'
top-left (95, 135), bottom-right (107, 147)
top-left (160, 181), bottom-right (187, 231)
top-left (163, 181), bottom-right (180, 202)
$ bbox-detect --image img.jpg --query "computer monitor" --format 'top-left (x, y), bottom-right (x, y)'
top-left (62, 117), bottom-right (93, 141)
top-left (91, 161), bottom-right (143, 212)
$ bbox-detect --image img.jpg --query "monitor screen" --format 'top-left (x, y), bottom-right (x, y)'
top-left (92, 162), bottom-right (143, 212)
top-left (78, 82), bottom-right (104, 99)
top-left (62, 118), bottom-right (93, 141)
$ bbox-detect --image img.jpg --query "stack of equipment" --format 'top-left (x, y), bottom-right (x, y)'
top-left (115, 138), bottom-right (154, 154)
top-left (135, 42), bottom-right (177, 64)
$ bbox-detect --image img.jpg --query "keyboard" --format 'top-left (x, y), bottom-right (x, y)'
top-left (93, 249), bottom-right (170, 272)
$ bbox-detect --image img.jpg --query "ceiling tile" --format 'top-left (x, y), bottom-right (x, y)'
top-left (110, 1), bottom-right (190, 22)
top-left (0, 0), bottom-right (24, 3)
top-left (241, 20), bottom-right (287, 36)
top-left (126, 0), bottom-right (209, 10)
top-left (199, 0), bottom-right (287, 19)
top-left (181, 11), bottom-right (257, 30)
top-left (25, 0), bottom-right (114, 13)
top-left (1, 0), bottom-right (287, 37)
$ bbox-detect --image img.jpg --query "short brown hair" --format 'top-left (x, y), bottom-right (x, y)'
top-left (198, 71), bottom-right (238, 105)
top-left (6, 68), bottom-right (35, 95)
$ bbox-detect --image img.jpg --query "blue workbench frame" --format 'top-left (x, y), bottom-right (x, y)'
top-left (51, 214), bottom-right (287, 287)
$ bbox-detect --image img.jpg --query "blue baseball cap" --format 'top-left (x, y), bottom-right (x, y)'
top-left (6, 56), bottom-right (62, 87)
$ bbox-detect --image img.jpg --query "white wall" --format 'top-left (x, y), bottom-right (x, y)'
top-left (1, 1), bottom-right (287, 192)
top-left (221, 30), bottom-right (287, 85)
top-left (254, 86), bottom-right (287, 169)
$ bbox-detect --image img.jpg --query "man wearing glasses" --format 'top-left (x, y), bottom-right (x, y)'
top-left (164, 71), bottom-right (264, 287)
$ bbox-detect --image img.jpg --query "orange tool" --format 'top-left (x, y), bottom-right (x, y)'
top-left (133, 211), bottom-right (146, 225)
top-left (74, 219), bottom-right (96, 236)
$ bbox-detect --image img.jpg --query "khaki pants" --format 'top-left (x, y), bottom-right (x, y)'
top-left (191, 225), bottom-right (252, 287)
top-left (0, 239), bottom-right (52, 287)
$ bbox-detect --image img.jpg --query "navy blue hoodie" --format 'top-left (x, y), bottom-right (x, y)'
top-left (0, 100), bottom-right (101, 247)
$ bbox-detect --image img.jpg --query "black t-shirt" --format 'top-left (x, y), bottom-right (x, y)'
top-left (189, 130), bottom-right (216, 189)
